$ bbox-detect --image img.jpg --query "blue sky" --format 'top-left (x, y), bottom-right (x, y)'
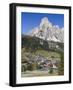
top-left (21, 12), bottom-right (64, 34)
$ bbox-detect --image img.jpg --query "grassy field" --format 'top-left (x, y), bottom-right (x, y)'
top-left (22, 48), bottom-right (61, 61)
top-left (35, 49), bottom-right (61, 58)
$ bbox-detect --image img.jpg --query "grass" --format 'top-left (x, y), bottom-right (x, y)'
top-left (35, 49), bottom-right (61, 58)
top-left (22, 48), bottom-right (61, 61)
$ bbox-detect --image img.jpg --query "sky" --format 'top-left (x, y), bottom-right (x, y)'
top-left (21, 12), bottom-right (64, 34)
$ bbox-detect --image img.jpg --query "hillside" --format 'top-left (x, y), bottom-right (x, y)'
top-left (22, 35), bottom-right (64, 52)
top-left (21, 35), bottom-right (64, 76)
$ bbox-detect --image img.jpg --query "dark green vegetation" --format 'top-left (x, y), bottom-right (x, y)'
top-left (22, 35), bottom-right (49, 52)
top-left (21, 35), bottom-right (64, 76)
top-left (22, 35), bottom-right (64, 52)
top-left (58, 52), bottom-right (64, 75)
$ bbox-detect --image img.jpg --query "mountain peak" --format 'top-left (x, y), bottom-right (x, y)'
top-left (29, 17), bottom-right (64, 43)
top-left (41, 17), bottom-right (49, 24)
top-left (40, 17), bottom-right (52, 29)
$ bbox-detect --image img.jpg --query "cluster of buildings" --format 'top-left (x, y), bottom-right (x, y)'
top-left (22, 54), bottom-right (61, 72)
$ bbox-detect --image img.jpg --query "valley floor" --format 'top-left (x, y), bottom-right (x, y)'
top-left (21, 48), bottom-right (64, 77)
top-left (21, 70), bottom-right (59, 77)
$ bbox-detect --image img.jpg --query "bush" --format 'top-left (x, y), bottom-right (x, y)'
top-left (49, 68), bottom-right (53, 74)
top-left (21, 65), bottom-right (27, 72)
top-left (27, 63), bottom-right (33, 71)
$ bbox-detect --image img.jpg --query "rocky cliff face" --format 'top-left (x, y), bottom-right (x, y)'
top-left (29, 17), bottom-right (64, 43)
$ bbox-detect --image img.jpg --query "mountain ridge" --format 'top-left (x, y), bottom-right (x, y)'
top-left (29, 17), bottom-right (64, 43)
